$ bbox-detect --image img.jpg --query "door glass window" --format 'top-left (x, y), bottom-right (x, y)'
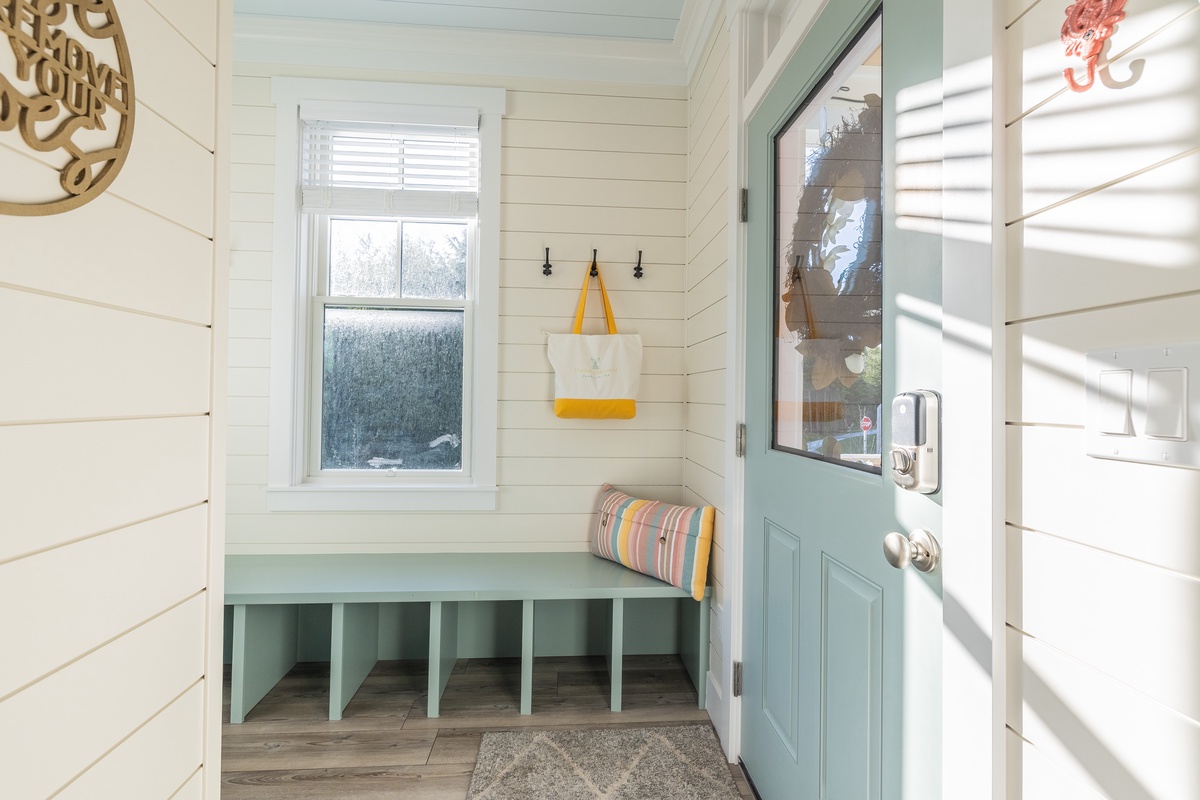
top-left (773, 23), bottom-right (883, 472)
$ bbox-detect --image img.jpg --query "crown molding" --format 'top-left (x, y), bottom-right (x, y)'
top-left (676, 0), bottom-right (727, 84)
top-left (233, 15), bottom-right (689, 86)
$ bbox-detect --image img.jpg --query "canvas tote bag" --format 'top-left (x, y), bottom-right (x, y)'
top-left (546, 264), bottom-right (642, 419)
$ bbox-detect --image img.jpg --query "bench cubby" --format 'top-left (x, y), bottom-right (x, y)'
top-left (224, 552), bottom-right (710, 723)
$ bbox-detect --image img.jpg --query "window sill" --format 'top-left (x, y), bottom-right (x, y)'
top-left (266, 484), bottom-right (498, 512)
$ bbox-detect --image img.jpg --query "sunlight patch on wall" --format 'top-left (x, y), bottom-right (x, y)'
top-left (894, 78), bottom-right (943, 235)
top-left (941, 57), bottom-right (995, 245)
top-left (1018, 153), bottom-right (1199, 269)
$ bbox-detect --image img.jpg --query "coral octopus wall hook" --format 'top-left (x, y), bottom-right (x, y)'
top-left (1061, 0), bottom-right (1128, 92)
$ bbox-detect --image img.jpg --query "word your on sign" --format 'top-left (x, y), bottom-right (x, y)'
top-left (0, 0), bottom-right (135, 215)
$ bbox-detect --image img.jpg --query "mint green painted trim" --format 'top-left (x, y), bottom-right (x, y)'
top-left (679, 592), bottom-right (711, 709)
top-left (427, 600), bottom-right (459, 719)
top-left (609, 597), bottom-right (624, 712)
top-left (224, 554), bottom-right (712, 721)
top-left (229, 603), bottom-right (298, 724)
top-left (520, 600), bottom-right (534, 715)
top-left (229, 604), bottom-right (247, 723)
top-left (330, 602), bottom-right (379, 721)
top-left (225, 553), bottom-right (702, 603)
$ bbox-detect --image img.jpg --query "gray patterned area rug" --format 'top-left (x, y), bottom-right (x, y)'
top-left (467, 725), bottom-right (743, 800)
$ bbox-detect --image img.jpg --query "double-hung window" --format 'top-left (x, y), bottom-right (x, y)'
top-left (267, 80), bottom-right (505, 511)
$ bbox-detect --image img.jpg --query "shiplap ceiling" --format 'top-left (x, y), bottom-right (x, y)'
top-left (233, 0), bottom-right (689, 43)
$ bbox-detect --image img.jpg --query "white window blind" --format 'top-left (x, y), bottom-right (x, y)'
top-left (301, 119), bottom-right (480, 216)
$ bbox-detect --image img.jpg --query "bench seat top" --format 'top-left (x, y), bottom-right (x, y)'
top-left (225, 552), bottom-right (699, 605)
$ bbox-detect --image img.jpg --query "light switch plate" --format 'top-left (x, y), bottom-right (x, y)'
top-left (1086, 343), bottom-right (1200, 469)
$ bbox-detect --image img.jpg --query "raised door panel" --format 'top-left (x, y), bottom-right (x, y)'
top-left (0, 417), bottom-right (210, 561)
top-left (0, 289), bottom-right (211, 422)
top-left (821, 558), bottom-right (883, 800)
top-left (0, 507), bottom-right (208, 696)
top-left (0, 597), bottom-right (205, 800)
top-left (762, 521), bottom-right (802, 760)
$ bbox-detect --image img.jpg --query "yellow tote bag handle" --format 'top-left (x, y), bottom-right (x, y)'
top-left (572, 261), bottom-right (618, 335)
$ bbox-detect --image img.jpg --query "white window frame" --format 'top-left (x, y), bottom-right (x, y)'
top-left (266, 78), bottom-right (505, 512)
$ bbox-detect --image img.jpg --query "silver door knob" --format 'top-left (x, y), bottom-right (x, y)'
top-left (883, 529), bottom-right (940, 573)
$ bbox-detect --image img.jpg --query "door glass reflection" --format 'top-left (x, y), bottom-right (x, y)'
top-left (773, 31), bottom-right (883, 472)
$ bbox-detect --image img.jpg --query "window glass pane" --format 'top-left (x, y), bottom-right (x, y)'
top-left (321, 307), bottom-right (464, 471)
top-left (402, 222), bottom-right (467, 299)
top-left (773, 39), bottom-right (883, 472)
top-left (329, 218), bottom-right (398, 297)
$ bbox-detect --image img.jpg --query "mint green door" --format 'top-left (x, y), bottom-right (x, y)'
top-left (741, 3), bottom-right (943, 799)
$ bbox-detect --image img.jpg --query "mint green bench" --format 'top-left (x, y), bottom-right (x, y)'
top-left (224, 552), bottom-right (711, 723)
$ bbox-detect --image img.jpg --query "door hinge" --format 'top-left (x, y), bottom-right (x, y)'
top-left (740, 188), bottom-right (748, 223)
top-left (733, 661), bottom-right (743, 697)
top-left (735, 423), bottom-right (746, 458)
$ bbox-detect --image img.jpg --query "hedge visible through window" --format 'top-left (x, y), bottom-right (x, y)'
top-left (318, 218), bottom-right (469, 472)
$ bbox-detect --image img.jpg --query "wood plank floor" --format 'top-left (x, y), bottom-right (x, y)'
top-left (222, 655), bottom-right (755, 799)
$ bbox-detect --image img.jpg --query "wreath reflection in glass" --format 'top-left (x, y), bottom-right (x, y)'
top-left (780, 93), bottom-right (882, 391)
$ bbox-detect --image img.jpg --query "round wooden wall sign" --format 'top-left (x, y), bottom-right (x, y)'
top-left (0, 0), bottom-right (136, 216)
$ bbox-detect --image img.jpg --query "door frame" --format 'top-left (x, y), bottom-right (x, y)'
top-left (719, 1), bottom-right (1006, 797)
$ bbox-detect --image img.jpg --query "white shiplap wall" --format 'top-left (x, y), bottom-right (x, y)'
top-left (1004, 1), bottom-right (1200, 797)
top-left (227, 66), bottom-right (688, 551)
top-left (683, 15), bottom-right (731, 711)
top-left (0, 0), bottom-right (228, 797)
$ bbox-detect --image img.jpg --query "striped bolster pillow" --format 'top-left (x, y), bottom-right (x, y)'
top-left (589, 484), bottom-right (715, 602)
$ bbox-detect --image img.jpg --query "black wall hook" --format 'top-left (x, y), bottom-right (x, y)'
top-left (634, 250), bottom-right (643, 279)
top-left (590, 249), bottom-right (598, 277)
top-left (542, 247), bottom-right (552, 276)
